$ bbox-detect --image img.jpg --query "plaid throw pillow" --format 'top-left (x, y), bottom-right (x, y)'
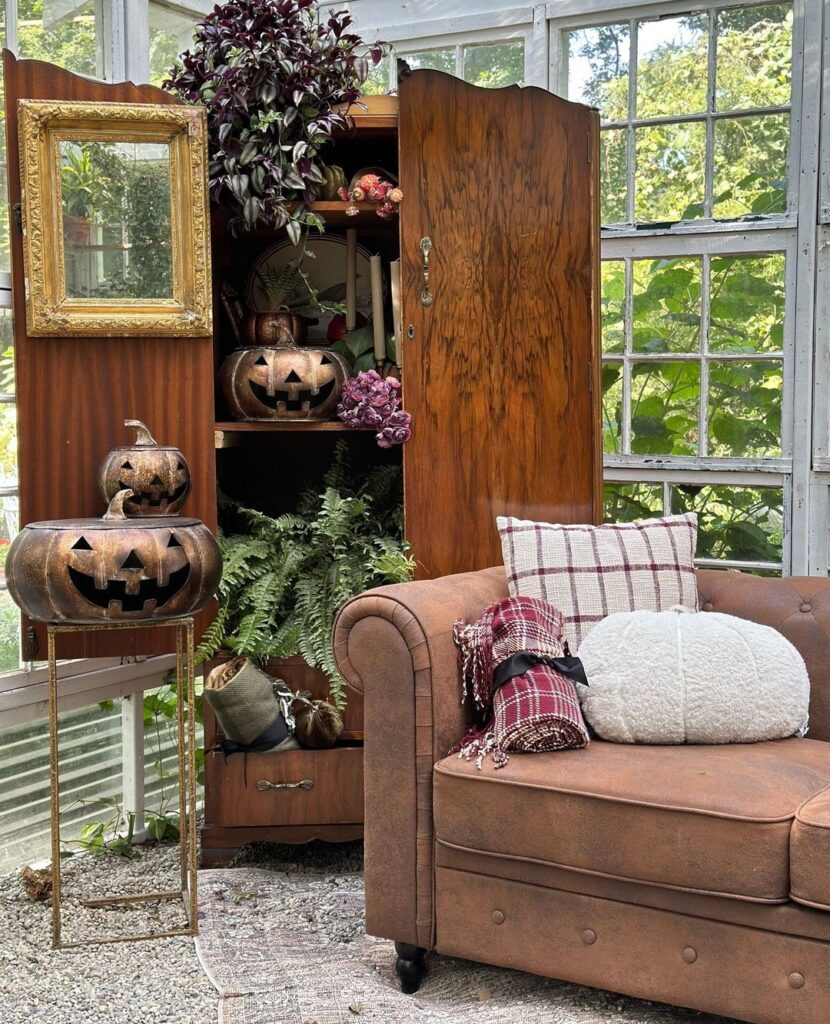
top-left (497, 513), bottom-right (698, 651)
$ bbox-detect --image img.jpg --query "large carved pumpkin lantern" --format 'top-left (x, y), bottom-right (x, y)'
top-left (219, 326), bottom-right (351, 421)
top-left (5, 490), bottom-right (221, 623)
top-left (98, 420), bottom-right (191, 516)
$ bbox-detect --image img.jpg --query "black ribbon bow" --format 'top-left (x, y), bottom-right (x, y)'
top-left (491, 650), bottom-right (588, 696)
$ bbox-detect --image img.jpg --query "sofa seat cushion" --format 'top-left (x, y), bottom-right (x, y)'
top-left (791, 785), bottom-right (830, 910)
top-left (434, 738), bottom-right (830, 903)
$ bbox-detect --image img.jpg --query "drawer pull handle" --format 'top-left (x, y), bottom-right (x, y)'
top-left (256, 778), bottom-right (314, 792)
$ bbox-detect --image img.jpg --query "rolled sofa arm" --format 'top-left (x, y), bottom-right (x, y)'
top-left (333, 566), bottom-right (508, 949)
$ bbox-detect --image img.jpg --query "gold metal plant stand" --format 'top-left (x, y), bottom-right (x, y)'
top-left (47, 617), bottom-right (198, 949)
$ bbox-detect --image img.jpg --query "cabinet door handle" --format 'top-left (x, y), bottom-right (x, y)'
top-left (419, 236), bottom-right (433, 307)
top-left (256, 778), bottom-right (314, 792)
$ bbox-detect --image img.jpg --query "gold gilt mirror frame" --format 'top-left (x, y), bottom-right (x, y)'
top-left (18, 99), bottom-right (212, 337)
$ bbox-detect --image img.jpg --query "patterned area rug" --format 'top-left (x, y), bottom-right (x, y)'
top-left (196, 868), bottom-right (725, 1024)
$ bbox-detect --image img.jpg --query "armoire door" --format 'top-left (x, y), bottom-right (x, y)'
top-left (3, 52), bottom-right (217, 657)
top-left (399, 68), bottom-right (602, 579)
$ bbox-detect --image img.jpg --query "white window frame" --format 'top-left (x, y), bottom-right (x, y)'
top-left (546, 0), bottom-right (818, 576)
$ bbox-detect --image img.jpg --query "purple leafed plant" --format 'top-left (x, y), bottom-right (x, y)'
top-left (164, 0), bottom-right (387, 238)
top-left (337, 371), bottom-right (412, 448)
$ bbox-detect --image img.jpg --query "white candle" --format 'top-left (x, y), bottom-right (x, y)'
top-left (389, 259), bottom-right (402, 370)
top-left (345, 229), bottom-right (357, 332)
top-left (370, 254), bottom-right (385, 364)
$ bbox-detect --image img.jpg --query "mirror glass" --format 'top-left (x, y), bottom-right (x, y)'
top-left (60, 139), bottom-right (173, 300)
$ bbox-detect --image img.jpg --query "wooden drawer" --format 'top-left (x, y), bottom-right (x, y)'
top-left (203, 744), bottom-right (363, 828)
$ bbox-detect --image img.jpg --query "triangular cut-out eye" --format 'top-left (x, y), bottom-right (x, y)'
top-left (121, 550), bottom-right (145, 570)
top-left (320, 355), bottom-right (332, 365)
top-left (254, 355), bottom-right (268, 366)
top-left (71, 536), bottom-right (93, 551)
top-left (176, 462), bottom-right (184, 471)
top-left (167, 534), bottom-right (182, 548)
top-left (121, 461), bottom-right (133, 470)
top-left (285, 370), bottom-right (302, 383)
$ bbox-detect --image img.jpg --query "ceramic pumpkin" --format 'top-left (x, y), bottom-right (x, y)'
top-left (98, 420), bottom-right (191, 517)
top-left (5, 490), bottom-right (221, 623)
top-left (240, 311), bottom-right (308, 347)
top-left (219, 342), bottom-right (351, 421)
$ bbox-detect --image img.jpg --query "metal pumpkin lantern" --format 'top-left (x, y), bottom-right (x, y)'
top-left (219, 333), bottom-right (351, 421)
top-left (5, 490), bottom-right (221, 623)
top-left (98, 420), bottom-right (191, 516)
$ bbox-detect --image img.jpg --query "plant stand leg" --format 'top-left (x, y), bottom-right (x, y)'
top-left (394, 942), bottom-right (427, 994)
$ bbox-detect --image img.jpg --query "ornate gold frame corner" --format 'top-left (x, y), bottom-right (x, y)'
top-left (18, 99), bottom-right (212, 338)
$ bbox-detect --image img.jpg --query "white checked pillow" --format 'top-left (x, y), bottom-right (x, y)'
top-left (497, 513), bottom-right (698, 651)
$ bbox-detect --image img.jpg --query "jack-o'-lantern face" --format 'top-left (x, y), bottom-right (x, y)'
top-left (4, 491), bottom-right (222, 623)
top-left (65, 530), bottom-right (190, 615)
top-left (220, 345), bottom-right (351, 421)
top-left (98, 420), bottom-right (191, 516)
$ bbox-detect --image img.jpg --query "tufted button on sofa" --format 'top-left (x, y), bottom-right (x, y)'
top-left (334, 569), bottom-right (830, 1024)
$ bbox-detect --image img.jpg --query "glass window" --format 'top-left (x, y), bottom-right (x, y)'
top-left (16, 0), bottom-right (101, 75)
top-left (462, 40), bottom-right (524, 87)
top-left (148, 2), bottom-right (196, 88)
top-left (566, 3), bottom-right (793, 226)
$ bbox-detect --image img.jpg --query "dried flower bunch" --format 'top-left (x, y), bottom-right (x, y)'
top-left (337, 370), bottom-right (412, 447)
top-left (164, 0), bottom-right (387, 238)
top-left (339, 173), bottom-right (403, 219)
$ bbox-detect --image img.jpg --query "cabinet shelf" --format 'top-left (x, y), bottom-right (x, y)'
top-left (214, 420), bottom-right (374, 447)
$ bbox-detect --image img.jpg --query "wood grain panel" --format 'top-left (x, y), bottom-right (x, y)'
top-left (3, 52), bottom-right (217, 657)
top-left (398, 70), bottom-right (601, 579)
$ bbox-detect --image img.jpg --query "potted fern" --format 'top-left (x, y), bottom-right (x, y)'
top-left (197, 445), bottom-right (413, 708)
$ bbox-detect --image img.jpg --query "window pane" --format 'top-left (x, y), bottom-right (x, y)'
top-left (601, 363), bottom-right (623, 453)
top-left (632, 257), bottom-right (701, 354)
top-left (462, 41), bottom-right (524, 88)
top-left (601, 260), bottom-right (625, 353)
top-left (635, 121), bottom-right (706, 223)
top-left (716, 4), bottom-right (792, 111)
top-left (600, 129), bottom-right (628, 224)
top-left (404, 49), bottom-right (455, 74)
top-left (16, 0), bottom-right (101, 77)
top-left (709, 255), bottom-right (785, 353)
top-left (0, 588), bottom-right (20, 673)
top-left (712, 114), bottom-right (789, 217)
top-left (604, 482), bottom-right (663, 522)
top-left (631, 361), bottom-right (699, 455)
top-left (565, 24), bottom-right (629, 122)
top-left (707, 359), bottom-right (782, 457)
top-left (148, 1), bottom-right (195, 88)
top-left (672, 484), bottom-right (783, 564)
top-left (362, 55), bottom-right (392, 96)
top-left (636, 15), bottom-right (707, 119)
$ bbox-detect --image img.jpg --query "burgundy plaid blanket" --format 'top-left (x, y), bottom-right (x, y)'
top-left (451, 595), bottom-right (589, 769)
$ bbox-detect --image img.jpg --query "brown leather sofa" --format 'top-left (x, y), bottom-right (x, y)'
top-left (333, 567), bottom-right (830, 1024)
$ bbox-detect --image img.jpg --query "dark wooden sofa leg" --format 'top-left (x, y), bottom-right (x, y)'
top-left (394, 942), bottom-right (428, 993)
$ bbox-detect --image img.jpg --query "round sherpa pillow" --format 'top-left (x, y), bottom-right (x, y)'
top-left (576, 607), bottom-right (810, 744)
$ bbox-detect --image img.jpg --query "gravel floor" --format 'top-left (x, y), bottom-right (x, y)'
top-left (0, 840), bottom-right (724, 1024)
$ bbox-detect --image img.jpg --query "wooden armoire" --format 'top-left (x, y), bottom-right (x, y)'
top-left (4, 53), bottom-right (600, 865)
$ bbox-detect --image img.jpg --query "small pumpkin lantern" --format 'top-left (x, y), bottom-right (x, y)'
top-left (5, 490), bottom-right (221, 623)
top-left (219, 328), bottom-right (351, 421)
top-left (98, 420), bottom-right (191, 517)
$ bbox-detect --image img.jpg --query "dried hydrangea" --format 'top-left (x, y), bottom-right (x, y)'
top-left (337, 370), bottom-right (412, 447)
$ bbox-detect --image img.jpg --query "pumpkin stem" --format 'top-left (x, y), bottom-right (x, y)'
top-left (125, 420), bottom-right (158, 447)
top-left (103, 489), bottom-right (133, 521)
